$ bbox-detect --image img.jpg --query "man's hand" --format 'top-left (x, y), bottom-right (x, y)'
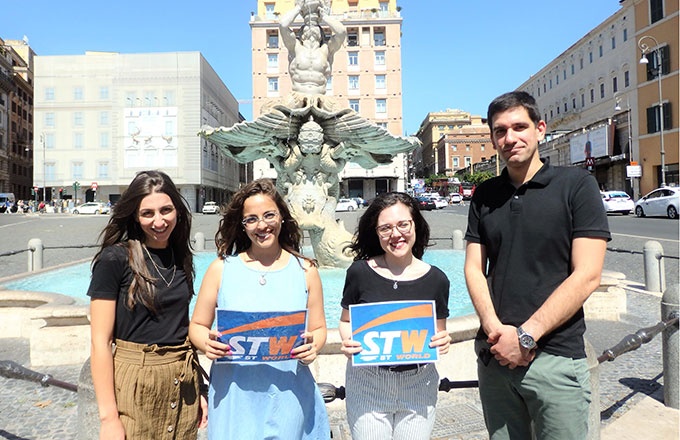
top-left (487, 325), bottom-right (535, 368)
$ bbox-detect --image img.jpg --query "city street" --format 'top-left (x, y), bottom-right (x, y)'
top-left (0, 207), bottom-right (677, 288)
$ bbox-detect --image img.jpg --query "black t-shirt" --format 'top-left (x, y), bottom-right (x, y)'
top-left (465, 161), bottom-right (611, 358)
top-left (341, 259), bottom-right (450, 319)
top-left (87, 244), bottom-right (191, 346)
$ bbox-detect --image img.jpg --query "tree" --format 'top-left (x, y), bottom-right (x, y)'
top-left (424, 173), bottom-right (447, 186)
top-left (462, 171), bottom-right (494, 185)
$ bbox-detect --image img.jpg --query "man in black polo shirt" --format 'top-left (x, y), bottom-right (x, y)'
top-left (464, 91), bottom-right (610, 440)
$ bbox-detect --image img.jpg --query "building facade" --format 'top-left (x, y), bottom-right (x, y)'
top-left (250, 0), bottom-right (407, 198)
top-left (633, 0), bottom-right (678, 194)
top-left (33, 51), bottom-right (244, 211)
top-left (0, 38), bottom-right (15, 193)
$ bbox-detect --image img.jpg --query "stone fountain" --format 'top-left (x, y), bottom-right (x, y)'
top-left (199, 0), bottom-right (420, 267)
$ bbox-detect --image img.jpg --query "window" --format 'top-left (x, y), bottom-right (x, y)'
top-left (348, 51), bottom-right (358, 66)
top-left (100, 111), bottom-right (109, 125)
top-left (580, 58), bottom-right (584, 69)
top-left (375, 74), bottom-right (386, 89)
top-left (645, 46), bottom-right (670, 80)
top-left (144, 91), bottom-right (155, 106)
top-left (623, 29), bottom-right (628, 41)
top-left (45, 163), bottom-right (55, 181)
top-left (573, 98), bottom-right (577, 109)
top-left (590, 89), bottom-right (594, 103)
top-left (348, 75), bottom-right (359, 90)
top-left (589, 52), bottom-right (593, 63)
top-left (100, 87), bottom-right (109, 99)
top-left (379, 1), bottom-right (388, 12)
top-left (646, 103), bottom-right (672, 133)
top-left (611, 37), bottom-right (616, 49)
top-left (556, 75), bottom-right (559, 85)
top-left (267, 77), bottom-right (278, 92)
top-left (265, 3), bottom-right (275, 19)
top-left (564, 102), bottom-right (568, 112)
top-left (45, 133), bottom-right (55, 149)
top-left (557, 105), bottom-right (560, 115)
top-left (438, 125), bottom-right (444, 130)
top-left (600, 83), bottom-right (605, 98)
top-left (73, 112), bottom-right (83, 126)
top-left (45, 112), bottom-right (55, 127)
top-left (100, 132), bottom-right (109, 148)
top-left (375, 99), bottom-right (386, 114)
top-left (571, 64), bottom-right (574, 74)
top-left (349, 100), bottom-right (359, 112)
top-left (466, 145), bottom-right (470, 151)
top-left (74, 133), bottom-right (83, 149)
top-left (165, 120), bottom-right (174, 136)
top-left (453, 157), bottom-right (459, 167)
top-left (375, 51), bottom-right (385, 66)
top-left (347, 31), bottom-right (358, 47)
top-left (549, 79), bottom-right (552, 89)
top-left (650, 0), bottom-right (663, 23)
top-left (543, 83), bottom-right (546, 93)
top-left (452, 145), bottom-right (457, 151)
top-left (98, 162), bottom-right (109, 178)
top-left (267, 53), bottom-right (278, 69)
top-left (267, 32), bottom-right (279, 49)
top-left (537, 87), bottom-right (540, 97)
top-left (374, 31), bottom-right (385, 46)
top-left (550, 110), bottom-right (553, 118)
top-left (45, 88), bottom-right (54, 101)
top-left (624, 71), bottom-right (630, 87)
top-left (376, 122), bottom-right (388, 129)
top-left (481, 145), bottom-right (485, 151)
top-left (74, 87), bottom-right (83, 100)
top-left (563, 70), bottom-right (566, 80)
top-left (612, 77), bottom-right (618, 93)
top-left (72, 162), bottom-right (83, 179)
top-left (326, 77), bottom-right (332, 92)
top-left (465, 157), bottom-right (471, 167)
top-left (163, 90), bottom-right (175, 106)
top-left (599, 45), bottom-right (603, 57)
top-left (126, 92), bottom-right (137, 107)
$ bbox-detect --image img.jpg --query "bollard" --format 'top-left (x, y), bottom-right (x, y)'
top-left (643, 241), bottom-right (665, 293)
top-left (27, 238), bottom-right (43, 272)
top-left (452, 229), bottom-right (464, 250)
top-left (77, 358), bottom-right (99, 439)
top-left (585, 339), bottom-right (601, 440)
top-left (194, 232), bottom-right (206, 251)
top-left (661, 284), bottom-right (679, 409)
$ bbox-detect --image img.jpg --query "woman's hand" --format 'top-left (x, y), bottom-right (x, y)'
top-left (291, 332), bottom-right (318, 365)
top-left (429, 329), bottom-right (452, 355)
top-left (197, 393), bottom-right (208, 429)
top-left (99, 416), bottom-right (126, 440)
top-left (340, 338), bottom-right (363, 359)
top-left (204, 329), bottom-right (231, 360)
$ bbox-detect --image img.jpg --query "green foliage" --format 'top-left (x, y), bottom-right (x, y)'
top-left (424, 173), bottom-right (447, 186)
top-left (463, 171), bottom-right (495, 185)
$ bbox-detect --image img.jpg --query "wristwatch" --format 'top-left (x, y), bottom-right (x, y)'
top-left (517, 326), bottom-right (537, 350)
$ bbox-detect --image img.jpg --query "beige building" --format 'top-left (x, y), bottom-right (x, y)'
top-left (633, 0), bottom-right (678, 194)
top-left (33, 51), bottom-right (244, 211)
top-left (250, 0), bottom-right (407, 198)
top-left (0, 38), bottom-right (15, 194)
top-left (414, 109), bottom-right (490, 177)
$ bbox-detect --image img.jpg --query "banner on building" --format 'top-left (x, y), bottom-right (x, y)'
top-left (569, 125), bottom-right (610, 164)
top-left (411, 179), bottom-right (425, 193)
top-left (349, 300), bottom-right (439, 367)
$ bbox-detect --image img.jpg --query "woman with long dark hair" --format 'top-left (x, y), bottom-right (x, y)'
top-left (88, 170), bottom-right (207, 439)
top-left (189, 178), bottom-right (329, 439)
top-left (339, 192), bottom-right (452, 439)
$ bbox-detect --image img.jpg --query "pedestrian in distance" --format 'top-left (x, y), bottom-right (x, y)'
top-left (189, 178), bottom-right (330, 439)
top-left (88, 170), bottom-right (207, 440)
top-left (339, 192), bottom-right (452, 439)
top-left (464, 91), bottom-right (610, 439)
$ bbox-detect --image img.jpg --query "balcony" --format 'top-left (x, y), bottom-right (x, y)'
top-left (0, 70), bottom-right (15, 94)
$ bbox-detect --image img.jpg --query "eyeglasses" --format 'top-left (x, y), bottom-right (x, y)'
top-left (241, 211), bottom-right (280, 229)
top-left (375, 220), bottom-right (413, 238)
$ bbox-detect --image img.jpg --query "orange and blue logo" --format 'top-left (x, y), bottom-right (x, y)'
top-left (216, 309), bottom-right (307, 363)
top-left (349, 301), bottom-right (438, 366)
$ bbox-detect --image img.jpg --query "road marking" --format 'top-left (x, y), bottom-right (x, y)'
top-left (0, 220), bottom-right (36, 229)
top-left (611, 232), bottom-right (679, 243)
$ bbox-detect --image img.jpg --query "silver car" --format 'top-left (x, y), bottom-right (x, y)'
top-left (634, 187), bottom-right (679, 219)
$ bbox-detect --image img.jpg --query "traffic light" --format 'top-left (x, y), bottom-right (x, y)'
top-left (59, 188), bottom-right (64, 197)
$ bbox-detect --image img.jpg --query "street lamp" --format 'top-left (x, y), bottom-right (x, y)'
top-left (614, 92), bottom-right (636, 199)
top-left (638, 35), bottom-right (666, 187)
top-left (39, 133), bottom-right (46, 202)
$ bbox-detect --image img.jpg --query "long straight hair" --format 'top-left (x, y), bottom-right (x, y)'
top-left (93, 170), bottom-right (194, 313)
top-left (216, 179), bottom-right (316, 267)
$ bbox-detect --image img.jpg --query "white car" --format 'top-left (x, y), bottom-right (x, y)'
top-left (335, 198), bottom-right (358, 212)
top-left (635, 187), bottom-right (680, 219)
top-left (600, 191), bottom-right (634, 215)
top-left (431, 196), bottom-right (448, 209)
top-left (202, 201), bottom-right (220, 215)
top-left (449, 193), bottom-right (462, 204)
top-left (73, 202), bottom-right (108, 215)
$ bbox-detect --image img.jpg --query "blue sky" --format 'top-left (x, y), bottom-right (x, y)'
top-left (4, 1), bottom-right (622, 134)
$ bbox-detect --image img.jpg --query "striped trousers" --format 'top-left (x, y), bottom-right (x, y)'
top-left (345, 361), bottom-right (438, 439)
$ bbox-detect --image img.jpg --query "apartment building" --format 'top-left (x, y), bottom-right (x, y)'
top-left (633, 0), bottom-right (678, 193)
top-left (0, 38), bottom-right (15, 193)
top-left (414, 109), bottom-right (490, 177)
top-left (33, 51), bottom-right (244, 211)
top-left (250, 0), bottom-right (407, 198)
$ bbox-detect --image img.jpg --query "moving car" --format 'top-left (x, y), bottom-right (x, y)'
top-left (416, 197), bottom-right (436, 211)
top-left (600, 191), bottom-right (634, 215)
top-left (460, 182), bottom-right (475, 200)
top-left (449, 193), bottom-right (462, 204)
top-left (634, 187), bottom-right (680, 219)
top-left (431, 196), bottom-right (448, 209)
top-left (336, 198), bottom-right (358, 212)
top-left (73, 202), bottom-right (108, 215)
top-left (202, 201), bottom-right (220, 214)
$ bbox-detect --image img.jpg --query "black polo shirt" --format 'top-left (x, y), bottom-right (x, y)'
top-left (465, 160), bottom-right (610, 358)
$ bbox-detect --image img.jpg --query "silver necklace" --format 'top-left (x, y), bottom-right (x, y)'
top-left (143, 245), bottom-right (176, 288)
top-left (247, 249), bottom-right (282, 286)
top-left (383, 256), bottom-right (407, 290)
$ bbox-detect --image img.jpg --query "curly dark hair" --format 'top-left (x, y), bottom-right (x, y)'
top-left (348, 192), bottom-right (430, 260)
top-left (93, 170), bottom-right (194, 313)
top-left (215, 179), bottom-right (315, 267)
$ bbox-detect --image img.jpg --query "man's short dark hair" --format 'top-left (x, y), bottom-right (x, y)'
top-left (487, 91), bottom-right (542, 131)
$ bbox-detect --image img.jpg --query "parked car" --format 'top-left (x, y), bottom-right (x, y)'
top-left (73, 202), bottom-right (108, 215)
top-left (416, 197), bottom-right (436, 211)
top-left (431, 196), bottom-right (448, 209)
top-left (449, 193), bottom-right (463, 204)
top-left (600, 191), bottom-right (634, 215)
top-left (336, 198), bottom-right (359, 212)
top-left (202, 201), bottom-right (220, 214)
top-left (634, 187), bottom-right (680, 219)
